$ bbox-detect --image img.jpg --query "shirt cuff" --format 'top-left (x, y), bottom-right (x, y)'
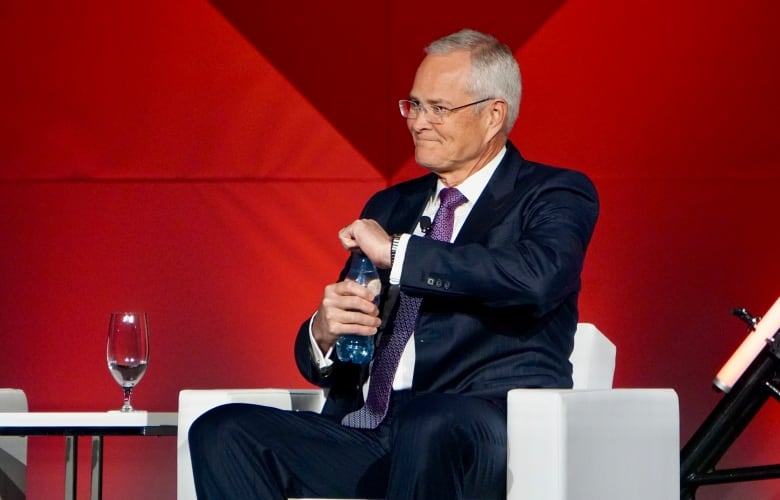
top-left (389, 234), bottom-right (411, 285)
top-left (308, 312), bottom-right (334, 370)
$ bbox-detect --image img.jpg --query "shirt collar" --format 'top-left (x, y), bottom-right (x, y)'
top-left (434, 145), bottom-right (507, 204)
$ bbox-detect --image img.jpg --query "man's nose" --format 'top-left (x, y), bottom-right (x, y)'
top-left (408, 111), bottom-right (432, 130)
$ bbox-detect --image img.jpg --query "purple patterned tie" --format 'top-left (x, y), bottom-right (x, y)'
top-left (342, 187), bottom-right (468, 429)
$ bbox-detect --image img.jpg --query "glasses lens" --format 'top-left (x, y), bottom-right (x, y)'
top-left (427, 106), bottom-right (444, 124)
top-left (398, 101), bottom-right (446, 124)
top-left (399, 100), bottom-right (415, 119)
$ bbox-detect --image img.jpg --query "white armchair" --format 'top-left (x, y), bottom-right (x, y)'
top-left (177, 324), bottom-right (679, 500)
top-left (0, 388), bottom-right (28, 500)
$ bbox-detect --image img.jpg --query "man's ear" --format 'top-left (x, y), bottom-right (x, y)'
top-left (485, 98), bottom-right (508, 138)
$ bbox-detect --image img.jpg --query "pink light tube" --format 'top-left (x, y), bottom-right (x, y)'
top-left (713, 296), bottom-right (780, 392)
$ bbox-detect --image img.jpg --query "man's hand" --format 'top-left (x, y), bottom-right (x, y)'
top-left (311, 279), bottom-right (381, 354)
top-left (338, 219), bottom-right (393, 269)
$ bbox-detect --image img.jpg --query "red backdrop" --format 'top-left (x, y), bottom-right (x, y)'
top-left (1, 1), bottom-right (779, 498)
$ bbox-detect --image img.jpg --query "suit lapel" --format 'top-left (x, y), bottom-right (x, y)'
top-left (455, 143), bottom-right (525, 244)
top-left (386, 175), bottom-right (437, 234)
top-left (375, 174), bottom-right (436, 344)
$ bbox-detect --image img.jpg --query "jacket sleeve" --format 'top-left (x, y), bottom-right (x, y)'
top-left (399, 168), bottom-right (598, 317)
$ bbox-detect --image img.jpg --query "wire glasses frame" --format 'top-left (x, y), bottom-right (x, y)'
top-left (398, 97), bottom-right (494, 124)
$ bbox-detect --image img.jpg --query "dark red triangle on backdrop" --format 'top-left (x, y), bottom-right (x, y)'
top-left (209, 0), bottom-right (565, 180)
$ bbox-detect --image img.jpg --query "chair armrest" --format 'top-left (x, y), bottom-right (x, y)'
top-left (177, 388), bottom-right (325, 500)
top-left (0, 388), bottom-right (28, 497)
top-left (506, 388), bottom-right (679, 500)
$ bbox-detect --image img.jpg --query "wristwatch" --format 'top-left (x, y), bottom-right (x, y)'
top-left (390, 234), bottom-right (401, 266)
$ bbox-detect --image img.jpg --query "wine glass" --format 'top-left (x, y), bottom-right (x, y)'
top-left (106, 312), bottom-right (149, 412)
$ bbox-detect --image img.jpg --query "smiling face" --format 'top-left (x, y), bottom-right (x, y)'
top-left (406, 50), bottom-right (507, 186)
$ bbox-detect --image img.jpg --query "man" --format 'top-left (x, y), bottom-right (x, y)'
top-left (189, 28), bottom-right (598, 499)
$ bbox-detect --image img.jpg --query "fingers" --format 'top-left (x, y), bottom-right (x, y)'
top-left (312, 281), bottom-right (382, 347)
top-left (323, 283), bottom-right (378, 317)
top-left (339, 219), bottom-right (383, 251)
top-left (337, 219), bottom-right (392, 269)
top-left (338, 222), bottom-right (360, 251)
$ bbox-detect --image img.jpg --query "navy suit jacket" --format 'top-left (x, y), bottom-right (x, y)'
top-left (295, 141), bottom-right (599, 420)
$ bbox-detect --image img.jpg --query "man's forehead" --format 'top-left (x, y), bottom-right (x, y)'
top-left (410, 52), bottom-right (472, 102)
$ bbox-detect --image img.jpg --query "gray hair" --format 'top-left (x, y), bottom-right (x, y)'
top-left (425, 29), bottom-right (521, 133)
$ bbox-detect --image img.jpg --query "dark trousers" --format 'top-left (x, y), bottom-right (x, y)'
top-left (189, 391), bottom-right (507, 499)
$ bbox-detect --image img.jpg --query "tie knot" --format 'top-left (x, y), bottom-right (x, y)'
top-left (439, 187), bottom-right (468, 210)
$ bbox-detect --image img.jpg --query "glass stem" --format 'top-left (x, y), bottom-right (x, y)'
top-left (121, 386), bottom-right (133, 412)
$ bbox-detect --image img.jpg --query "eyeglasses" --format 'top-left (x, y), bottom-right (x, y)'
top-left (398, 97), bottom-right (493, 124)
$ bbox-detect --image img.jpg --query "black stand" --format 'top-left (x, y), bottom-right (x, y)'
top-left (680, 310), bottom-right (780, 499)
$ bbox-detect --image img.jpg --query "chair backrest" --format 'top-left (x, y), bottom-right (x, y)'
top-left (0, 388), bottom-right (27, 500)
top-left (570, 323), bottom-right (616, 389)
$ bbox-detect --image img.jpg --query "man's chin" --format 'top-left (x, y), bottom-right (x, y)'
top-left (414, 149), bottom-right (440, 170)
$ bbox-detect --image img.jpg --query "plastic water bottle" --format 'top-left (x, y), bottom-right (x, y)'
top-left (336, 252), bottom-right (381, 364)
